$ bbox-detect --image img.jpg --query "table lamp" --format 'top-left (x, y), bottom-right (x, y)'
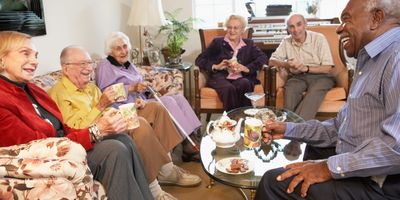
top-left (127, 0), bottom-right (167, 64)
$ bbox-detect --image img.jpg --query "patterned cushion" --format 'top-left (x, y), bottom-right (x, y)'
top-left (0, 138), bottom-right (106, 199)
top-left (31, 66), bottom-right (183, 96)
top-left (134, 66), bottom-right (183, 96)
top-left (31, 70), bottom-right (63, 91)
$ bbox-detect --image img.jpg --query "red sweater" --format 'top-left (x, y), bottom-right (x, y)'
top-left (0, 78), bottom-right (93, 150)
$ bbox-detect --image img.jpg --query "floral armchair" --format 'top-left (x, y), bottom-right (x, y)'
top-left (0, 138), bottom-right (106, 199)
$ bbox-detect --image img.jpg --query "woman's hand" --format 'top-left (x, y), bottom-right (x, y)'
top-left (230, 62), bottom-right (249, 73)
top-left (134, 97), bottom-right (146, 109)
top-left (128, 82), bottom-right (148, 93)
top-left (262, 120), bottom-right (286, 144)
top-left (95, 108), bottom-right (127, 135)
top-left (96, 86), bottom-right (116, 111)
top-left (212, 59), bottom-right (230, 71)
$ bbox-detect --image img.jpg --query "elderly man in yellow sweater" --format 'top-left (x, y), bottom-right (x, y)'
top-left (48, 45), bottom-right (201, 200)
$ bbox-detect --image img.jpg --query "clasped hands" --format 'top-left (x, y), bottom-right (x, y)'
top-left (280, 58), bottom-right (308, 74)
top-left (95, 107), bottom-right (128, 137)
top-left (262, 121), bottom-right (332, 198)
top-left (213, 59), bottom-right (249, 73)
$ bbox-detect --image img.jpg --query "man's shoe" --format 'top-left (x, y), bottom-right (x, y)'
top-left (158, 166), bottom-right (201, 187)
top-left (156, 191), bottom-right (178, 200)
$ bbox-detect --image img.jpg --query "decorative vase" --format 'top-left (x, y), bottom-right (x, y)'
top-left (168, 56), bottom-right (182, 66)
top-left (161, 48), bottom-right (185, 66)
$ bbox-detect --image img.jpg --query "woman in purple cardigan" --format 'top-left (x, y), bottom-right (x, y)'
top-left (195, 14), bottom-right (268, 111)
top-left (95, 32), bottom-right (202, 160)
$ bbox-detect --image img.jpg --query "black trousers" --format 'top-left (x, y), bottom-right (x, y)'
top-left (255, 168), bottom-right (400, 200)
top-left (254, 146), bottom-right (400, 200)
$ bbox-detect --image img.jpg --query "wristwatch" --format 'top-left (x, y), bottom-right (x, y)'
top-left (305, 65), bottom-right (310, 73)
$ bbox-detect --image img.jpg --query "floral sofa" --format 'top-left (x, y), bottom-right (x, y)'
top-left (31, 66), bottom-right (184, 95)
top-left (0, 66), bottom-right (183, 199)
top-left (0, 138), bottom-right (106, 199)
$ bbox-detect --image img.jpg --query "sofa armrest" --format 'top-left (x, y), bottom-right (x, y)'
top-left (0, 138), bottom-right (99, 199)
top-left (137, 66), bottom-right (184, 96)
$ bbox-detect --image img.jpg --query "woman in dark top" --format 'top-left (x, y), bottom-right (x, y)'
top-left (195, 14), bottom-right (268, 111)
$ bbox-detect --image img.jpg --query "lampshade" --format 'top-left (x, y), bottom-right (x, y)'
top-left (127, 0), bottom-right (167, 26)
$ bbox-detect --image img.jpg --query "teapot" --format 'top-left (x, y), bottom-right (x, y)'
top-left (206, 116), bottom-right (243, 148)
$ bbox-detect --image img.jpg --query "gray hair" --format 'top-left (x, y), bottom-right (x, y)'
top-left (60, 45), bottom-right (85, 65)
top-left (285, 13), bottom-right (307, 27)
top-left (365, 0), bottom-right (400, 20)
top-left (104, 31), bottom-right (132, 55)
top-left (224, 14), bottom-right (247, 28)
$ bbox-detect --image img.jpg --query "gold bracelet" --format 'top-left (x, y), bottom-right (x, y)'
top-left (89, 124), bottom-right (103, 142)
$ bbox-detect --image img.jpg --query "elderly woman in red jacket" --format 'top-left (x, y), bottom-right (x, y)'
top-left (195, 14), bottom-right (268, 111)
top-left (0, 31), bottom-right (152, 200)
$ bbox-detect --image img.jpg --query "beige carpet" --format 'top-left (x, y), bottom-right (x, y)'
top-left (163, 161), bottom-right (251, 200)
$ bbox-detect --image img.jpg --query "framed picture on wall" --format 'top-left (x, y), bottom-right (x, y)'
top-left (0, 0), bottom-right (47, 36)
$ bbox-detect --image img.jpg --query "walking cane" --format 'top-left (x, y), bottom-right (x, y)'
top-left (147, 86), bottom-right (200, 152)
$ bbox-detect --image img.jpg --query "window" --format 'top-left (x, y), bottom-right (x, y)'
top-left (193, 0), bottom-right (348, 28)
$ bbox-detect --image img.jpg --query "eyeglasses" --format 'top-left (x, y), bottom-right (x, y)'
top-left (226, 26), bottom-right (243, 30)
top-left (64, 61), bottom-right (96, 68)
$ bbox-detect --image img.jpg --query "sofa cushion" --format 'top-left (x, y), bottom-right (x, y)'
top-left (31, 66), bottom-right (183, 96)
top-left (31, 70), bottom-right (63, 91)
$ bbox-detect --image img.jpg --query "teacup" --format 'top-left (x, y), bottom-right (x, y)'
top-left (111, 83), bottom-right (127, 102)
top-left (119, 103), bottom-right (139, 130)
top-left (243, 118), bottom-right (263, 148)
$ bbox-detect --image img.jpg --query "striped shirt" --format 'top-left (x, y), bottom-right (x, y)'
top-left (285, 27), bottom-right (400, 180)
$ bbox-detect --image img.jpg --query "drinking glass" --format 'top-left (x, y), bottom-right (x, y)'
top-left (244, 92), bottom-right (265, 108)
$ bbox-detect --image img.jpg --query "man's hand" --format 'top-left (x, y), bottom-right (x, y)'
top-left (287, 58), bottom-right (308, 73)
top-left (96, 86), bottom-right (116, 111)
top-left (277, 160), bottom-right (332, 198)
top-left (96, 108), bottom-right (127, 135)
top-left (262, 120), bottom-right (286, 144)
top-left (134, 97), bottom-right (146, 109)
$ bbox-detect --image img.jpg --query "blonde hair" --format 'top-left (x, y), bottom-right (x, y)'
top-left (224, 14), bottom-right (247, 29)
top-left (104, 31), bottom-right (132, 55)
top-left (0, 31), bottom-right (32, 59)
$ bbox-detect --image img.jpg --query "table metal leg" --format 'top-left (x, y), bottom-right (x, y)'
top-left (250, 189), bottom-right (256, 200)
top-left (238, 189), bottom-right (249, 200)
top-left (188, 67), bottom-right (192, 104)
top-left (206, 178), bottom-right (215, 189)
top-left (183, 70), bottom-right (188, 100)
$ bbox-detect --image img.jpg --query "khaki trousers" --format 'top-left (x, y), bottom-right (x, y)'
top-left (130, 102), bottom-right (183, 182)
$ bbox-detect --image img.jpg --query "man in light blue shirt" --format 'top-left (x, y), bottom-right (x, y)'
top-left (255, 0), bottom-right (400, 199)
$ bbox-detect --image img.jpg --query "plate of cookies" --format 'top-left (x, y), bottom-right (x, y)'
top-left (216, 157), bottom-right (253, 175)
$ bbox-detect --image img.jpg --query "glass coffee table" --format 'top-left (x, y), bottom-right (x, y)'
top-left (200, 106), bottom-right (305, 200)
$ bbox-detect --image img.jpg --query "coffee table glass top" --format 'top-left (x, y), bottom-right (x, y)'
top-left (200, 106), bottom-right (306, 189)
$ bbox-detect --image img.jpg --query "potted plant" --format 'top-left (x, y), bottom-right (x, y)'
top-left (158, 9), bottom-right (195, 65)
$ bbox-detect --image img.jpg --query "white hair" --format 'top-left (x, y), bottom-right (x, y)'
top-left (224, 14), bottom-right (247, 28)
top-left (366, 0), bottom-right (400, 20)
top-left (104, 31), bottom-right (132, 55)
top-left (285, 13), bottom-right (307, 27)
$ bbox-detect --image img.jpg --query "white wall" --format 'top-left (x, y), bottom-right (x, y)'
top-left (157, 0), bottom-right (201, 66)
top-left (31, 0), bottom-right (348, 75)
top-left (32, 0), bottom-right (133, 75)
